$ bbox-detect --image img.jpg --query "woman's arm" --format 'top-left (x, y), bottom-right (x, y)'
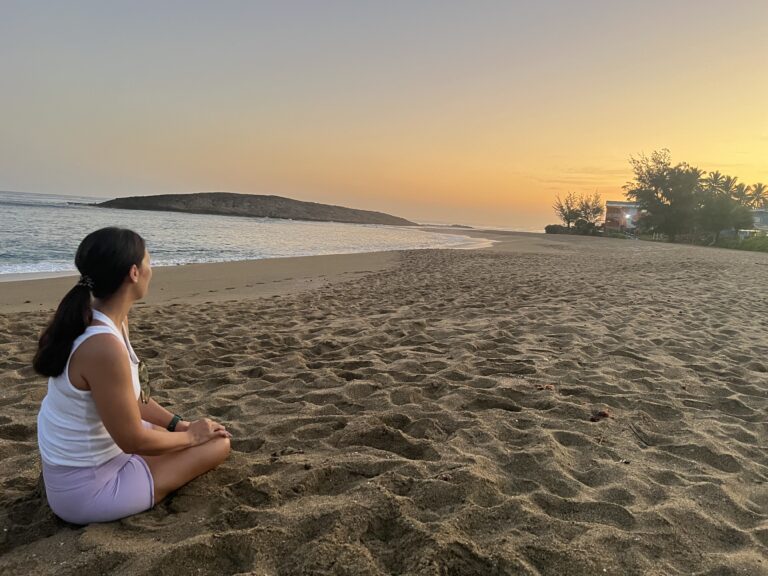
top-left (138, 398), bottom-right (189, 431)
top-left (82, 335), bottom-right (226, 455)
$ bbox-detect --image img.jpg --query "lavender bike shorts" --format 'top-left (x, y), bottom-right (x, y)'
top-left (41, 422), bottom-right (155, 524)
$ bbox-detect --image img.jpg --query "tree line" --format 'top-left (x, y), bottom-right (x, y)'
top-left (623, 149), bottom-right (764, 243)
top-left (548, 191), bottom-right (604, 235)
top-left (548, 150), bottom-right (765, 244)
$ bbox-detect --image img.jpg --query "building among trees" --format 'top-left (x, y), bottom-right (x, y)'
top-left (751, 209), bottom-right (768, 231)
top-left (604, 201), bottom-right (639, 233)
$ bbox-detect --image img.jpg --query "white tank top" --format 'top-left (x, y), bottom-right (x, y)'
top-left (37, 310), bottom-right (141, 467)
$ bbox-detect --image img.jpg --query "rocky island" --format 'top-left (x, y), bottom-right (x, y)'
top-left (98, 192), bottom-right (416, 226)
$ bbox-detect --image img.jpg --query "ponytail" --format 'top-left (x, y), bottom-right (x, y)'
top-left (33, 283), bottom-right (93, 377)
top-left (32, 227), bottom-right (146, 378)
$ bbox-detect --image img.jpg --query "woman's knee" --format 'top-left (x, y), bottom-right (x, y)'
top-left (211, 436), bottom-right (231, 464)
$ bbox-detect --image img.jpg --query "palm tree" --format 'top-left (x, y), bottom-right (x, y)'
top-left (704, 171), bottom-right (725, 194)
top-left (722, 175), bottom-right (739, 199)
top-left (690, 167), bottom-right (705, 181)
top-left (733, 182), bottom-right (752, 206)
top-left (750, 183), bottom-right (767, 209)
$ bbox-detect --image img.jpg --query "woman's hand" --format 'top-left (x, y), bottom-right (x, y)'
top-left (186, 418), bottom-right (232, 447)
top-left (176, 418), bottom-right (226, 434)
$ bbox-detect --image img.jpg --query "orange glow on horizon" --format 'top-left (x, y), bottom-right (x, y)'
top-left (1, 2), bottom-right (767, 228)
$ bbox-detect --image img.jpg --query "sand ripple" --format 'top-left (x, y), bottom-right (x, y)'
top-left (1, 238), bottom-right (767, 575)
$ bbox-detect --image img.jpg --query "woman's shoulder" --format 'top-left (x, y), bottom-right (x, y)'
top-left (68, 329), bottom-right (130, 388)
top-left (72, 329), bottom-right (127, 363)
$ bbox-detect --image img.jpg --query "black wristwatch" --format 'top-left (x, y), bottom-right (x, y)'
top-left (167, 414), bottom-right (182, 432)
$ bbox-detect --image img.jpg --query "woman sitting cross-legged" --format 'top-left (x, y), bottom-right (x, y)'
top-left (34, 227), bottom-right (232, 524)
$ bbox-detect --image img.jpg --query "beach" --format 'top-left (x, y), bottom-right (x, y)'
top-left (1, 233), bottom-right (766, 575)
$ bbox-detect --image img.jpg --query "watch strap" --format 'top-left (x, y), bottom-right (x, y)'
top-left (167, 414), bottom-right (182, 432)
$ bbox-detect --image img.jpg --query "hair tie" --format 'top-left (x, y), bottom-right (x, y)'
top-left (77, 275), bottom-right (94, 290)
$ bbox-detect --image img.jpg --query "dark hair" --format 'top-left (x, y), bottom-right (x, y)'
top-left (33, 227), bottom-right (146, 377)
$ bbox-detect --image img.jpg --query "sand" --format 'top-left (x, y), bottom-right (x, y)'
top-left (0, 233), bottom-right (766, 575)
top-left (0, 251), bottom-right (399, 314)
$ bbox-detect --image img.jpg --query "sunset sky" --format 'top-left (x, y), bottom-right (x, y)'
top-left (1, 1), bottom-right (767, 229)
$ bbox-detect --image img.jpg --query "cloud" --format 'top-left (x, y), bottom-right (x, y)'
top-left (534, 165), bottom-right (632, 187)
top-left (560, 166), bottom-right (630, 176)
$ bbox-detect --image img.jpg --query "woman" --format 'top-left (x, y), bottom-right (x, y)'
top-left (34, 227), bottom-right (231, 524)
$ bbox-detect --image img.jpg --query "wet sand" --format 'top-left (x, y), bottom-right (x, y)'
top-left (1, 233), bottom-right (766, 575)
top-left (0, 251), bottom-right (399, 314)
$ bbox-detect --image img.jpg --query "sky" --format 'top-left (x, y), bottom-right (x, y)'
top-left (1, 1), bottom-right (767, 229)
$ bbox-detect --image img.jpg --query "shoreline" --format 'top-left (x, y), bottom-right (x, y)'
top-left (0, 231), bottom-right (504, 314)
top-left (0, 229), bottom-right (496, 285)
top-left (0, 250), bottom-right (400, 314)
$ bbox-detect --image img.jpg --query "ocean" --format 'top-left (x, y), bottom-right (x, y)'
top-left (0, 191), bottom-right (488, 277)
